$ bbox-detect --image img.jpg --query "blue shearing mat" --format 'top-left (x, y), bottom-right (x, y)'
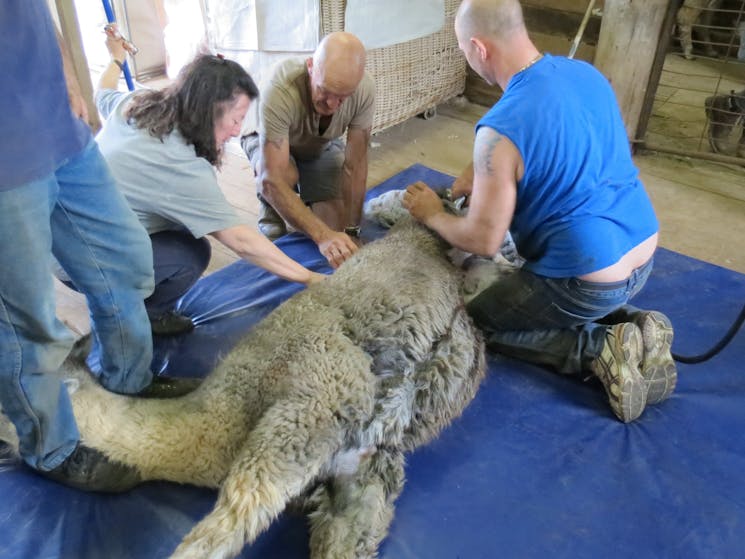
top-left (1, 164), bottom-right (744, 558)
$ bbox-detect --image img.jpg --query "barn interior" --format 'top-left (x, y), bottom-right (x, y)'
top-left (1, 1), bottom-right (744, 558)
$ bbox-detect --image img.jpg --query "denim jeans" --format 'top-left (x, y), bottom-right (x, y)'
top-left (0, 140), bottom-right (154, 470)
top-left (466, 259), bottom-right (653, 375)
top-left (147, 230), bottom-right (211, 317)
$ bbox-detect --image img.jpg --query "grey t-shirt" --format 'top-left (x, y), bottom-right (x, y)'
top-left (259, 58), bottom-right (375, 161)
top-left (95, 89), bottom-right (242, 237)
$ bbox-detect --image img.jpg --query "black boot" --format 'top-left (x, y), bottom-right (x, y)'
top-left (135, 375), bottom-right (202, 399)
top-left (149, 310), bottom-right (195, 336)
top-left (38, 444), bottom-right (142, 493)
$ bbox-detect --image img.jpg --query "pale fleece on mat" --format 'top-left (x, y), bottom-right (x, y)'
top-left (0, 218), bottom-right (486, 559)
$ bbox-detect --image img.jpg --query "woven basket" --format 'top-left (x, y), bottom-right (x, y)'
top-left (321, 0), bottom-right (466, 133)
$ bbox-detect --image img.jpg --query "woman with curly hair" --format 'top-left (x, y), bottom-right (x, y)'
top-left (94, 30), bottom-right (325, 336)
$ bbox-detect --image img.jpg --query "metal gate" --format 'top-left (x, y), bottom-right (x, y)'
top-left (640, 0), bottom-right (745, 165)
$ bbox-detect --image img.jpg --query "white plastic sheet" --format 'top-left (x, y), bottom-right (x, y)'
top-left (204, 0), bottom-right (318, 52)
top-left (344, 0), bottom-right (444, 49)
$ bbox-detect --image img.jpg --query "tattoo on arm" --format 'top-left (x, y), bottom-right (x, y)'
top-left (473, 128), bottom-right (503, 176)
top-left (263, 137), bottom-right (285, 151)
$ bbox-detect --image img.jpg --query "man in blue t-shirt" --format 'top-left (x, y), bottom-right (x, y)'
top-left (0, 0), bottom-right (197, 491)
top-left (403, 0), bottom-right (676, 423)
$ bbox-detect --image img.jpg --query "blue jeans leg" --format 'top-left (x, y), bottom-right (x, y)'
top-left (0, 175), bottom-right (79, 470)
top-left (465, 261), bottom-right (652, 375)
top-left (146, 231), bottom-right (211, 317)
top-left (51, 140), bottom-right (154, 394)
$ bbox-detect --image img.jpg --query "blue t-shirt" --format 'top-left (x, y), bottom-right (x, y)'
top-left (0, 0), bottom-right (90, 190)
top-left (476, 54), bottom-right (659, 278)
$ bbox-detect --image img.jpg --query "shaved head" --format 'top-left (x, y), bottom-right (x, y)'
top-left (312, 32), bottom-right (367, 92)
top-left (306, 31), bottom-right (367, 115)
top-left (455, 0), bottom-right (525, 42)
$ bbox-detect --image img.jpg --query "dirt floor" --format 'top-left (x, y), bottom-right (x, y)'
top-left (647, 52), bottom-right (745, 157)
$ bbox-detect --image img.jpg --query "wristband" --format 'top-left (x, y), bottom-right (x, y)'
top-left (344, 226), bottom-right (361, 238)
top-left (113, 59), bottom-right (125, 70)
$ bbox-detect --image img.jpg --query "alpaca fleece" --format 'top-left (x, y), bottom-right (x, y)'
top-left (7, 218), bottom-right (486, 559)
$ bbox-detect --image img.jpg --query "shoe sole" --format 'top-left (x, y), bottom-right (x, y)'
top-left (597, 323), bottom-right (646, 423)
top-left (636, 312), bottom-right (677, 405)
top-left (258, 202), bottom-right (287, 240)
top-left (258, 223), bottom-right (287, 240)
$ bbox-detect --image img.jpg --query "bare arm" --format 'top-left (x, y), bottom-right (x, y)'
top-left (55, 28), bottom-right (88, 123)
top-left (260, 137), bottom-right (330, 242)
top-left (259, 137), bottom-right (357, 268)
top-left (211, 224), bottom-right (325, 285)
top-left (341, 126), bottom-right (371, 227)
top-left (97, 26), bottom-right (128, 92)
top-left (451, 161), bottom-right (474, 201)
top-left (403, 127), bottom-right (518, 257)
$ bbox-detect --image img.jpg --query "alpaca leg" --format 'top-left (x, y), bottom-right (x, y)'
top-left (677, 5), bottom-right (699, 59)
top-left (374, 307), bottom-right (485, 451)
top-left (699, 1), bottom-right (718, 57)
top-left (307, 448), bottom-right (405, 559)
top-left (169, 398), bottom-right (346, 559)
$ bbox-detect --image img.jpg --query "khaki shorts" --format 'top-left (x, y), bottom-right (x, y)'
top-left (241, 134), bottom-right (345, 205)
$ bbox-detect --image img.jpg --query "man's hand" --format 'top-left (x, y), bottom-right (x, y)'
top-left (403, 181), bottom-right (444, 225)
top-left (56, 28), bottom-right (88, 122)
top-left (318, 231), bottom-right (359, 268)
top-left (451, 162), bottom-right (474, 203)
top-left (67, 86), bottom-right (89, 122)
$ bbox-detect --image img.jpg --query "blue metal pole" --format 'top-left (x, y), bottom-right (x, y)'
top-left (101, 0), bottom-right (135, 91)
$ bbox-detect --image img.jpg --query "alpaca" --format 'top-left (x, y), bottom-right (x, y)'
top-left (677, 0), bottom-right (720, 59)
top-left (2, 217), bottom-right (486, 559)
top-left (364, 187), bottom-right (523, 303)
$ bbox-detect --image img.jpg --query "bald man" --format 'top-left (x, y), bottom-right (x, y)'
top-left (403, 0), bottom-right (676, 423)
top-left (241, 32), bottom-right (375, 268)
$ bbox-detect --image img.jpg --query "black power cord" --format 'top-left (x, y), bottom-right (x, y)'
top-left (672, 302), bottom-right (745, 364)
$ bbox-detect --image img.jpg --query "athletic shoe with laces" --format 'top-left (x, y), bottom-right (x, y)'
top-left (38, 444), bottom-right (141, 493)
top-left (631, 311), bottom-right (677, 405)
top-left (258, 198), bottom-right (287, 240)
top-left (590, 322), bottom-right (647, 423)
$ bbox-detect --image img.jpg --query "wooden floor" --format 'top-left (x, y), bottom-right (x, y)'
top-left (54, 97), bottom-right (745, 336)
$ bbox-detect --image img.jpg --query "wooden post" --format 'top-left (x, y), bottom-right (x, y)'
top-left (52, 0), bottom-right (101, 132)
top-left (594, 0), bottom-right (672, 141)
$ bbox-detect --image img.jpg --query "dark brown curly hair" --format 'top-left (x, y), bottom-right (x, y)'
top-left (125, 55), bottom-right (259, 166)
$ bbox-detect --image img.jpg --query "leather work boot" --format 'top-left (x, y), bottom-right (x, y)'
top-left (258, 198), bottom-right (287, 240)
top-left (149, 310), bottom-right (195, 336)
top-left (590, 322), bottom-right (647, 423)
top-left (136, 375), bottom-right (202, 399)
top-left (705, 89), bottom-right (745, 154)
top-left (39, 444), bottom-right (142, 493)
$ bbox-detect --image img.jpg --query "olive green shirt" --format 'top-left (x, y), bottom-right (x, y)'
top-left (258, 58), bottom-right (375, 161)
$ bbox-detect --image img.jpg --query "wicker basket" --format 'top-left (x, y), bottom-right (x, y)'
top-left (320, 0), bottom-right (467, 134)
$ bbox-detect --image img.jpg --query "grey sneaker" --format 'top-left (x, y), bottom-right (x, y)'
top-left (590, 323), bottom-right (647, 423)
top-left (258, 198), bottom-right (287, 240)
top-left (632, 311), bottom-right (677, 405)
